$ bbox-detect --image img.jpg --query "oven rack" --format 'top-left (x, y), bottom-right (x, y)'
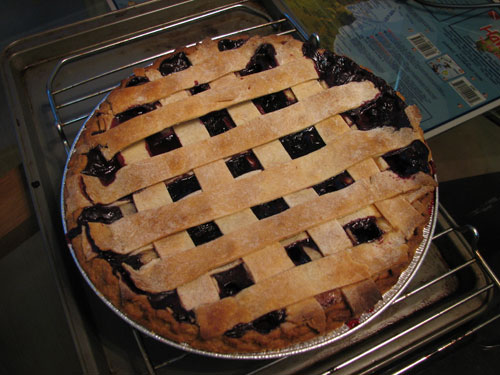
top-left (123, 220), bottom-right (500, 375)
top-left (324, 223), bottom-right (500, 375)
top-left (47, 0), bottom-right (306, 155)
top-left (44, 1), bottom-right (500, 374)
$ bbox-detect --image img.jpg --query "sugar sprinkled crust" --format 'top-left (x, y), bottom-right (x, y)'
top-left (63, 34), bottom-right (436, 354)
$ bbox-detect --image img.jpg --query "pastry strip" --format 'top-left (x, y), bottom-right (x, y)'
top-left (375, 196), bottom-right (426, 238)
top-left (91, 58), bottom-right (319, 158)
top-left (84, 81), bottom-right (380, 203)
top-left (125, 172), bottom-right (434, 293)
top-left (177, 274), bottom-right (220, 311)
top-left (195, 231), bottom-right (408, 339)
top-left (243, 243), bottom-right (295, 283)
top-left (88, 128), bottom-right (421, 253)
top-left (108, 37), bottom-right (284, 114)
top-left (285, 298), bottom-right (326, 334)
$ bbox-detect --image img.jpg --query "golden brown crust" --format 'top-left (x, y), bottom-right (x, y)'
top-left (88, 127), bottom-right (425, 254)
top-left (63, 34), bottom-right (436, 354)
top-left (83, 80), bottom-right (380, 204)
top-left (91, 58), bottom-right (318, 159)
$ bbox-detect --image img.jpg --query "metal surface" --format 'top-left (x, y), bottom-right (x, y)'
top-left (1, 0), bottom-right (499, 373)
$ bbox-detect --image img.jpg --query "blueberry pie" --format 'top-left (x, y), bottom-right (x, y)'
top-left (63, 34), bottom-right (436, 354)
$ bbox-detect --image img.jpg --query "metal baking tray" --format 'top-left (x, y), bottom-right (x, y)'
top-left (2, 0), bottom-right (498, 373)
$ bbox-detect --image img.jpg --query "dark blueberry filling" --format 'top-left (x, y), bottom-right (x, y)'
top-left (239, 43), bottom-right (278, 76)
top-left (285, 238), bottom-right (321, 266)
top-left (344, 216), bottom-right (383, 245)
top-left (77, 205), bottom-right (123, 226)
top-left (382, 140), bottom-right (431, 178)
top-left (159, 52), bottom-right (192, 76)
top-left (68, 202), bottom-right (123, 240)
top-left (225, 323), bottom-right (249, 339)
top-left (344, 92), bottom-right (411, 131)
top-left (252, 90), bottom-right (297, 114)
top-left (280, 126), bottom-right (326, 159)
top-left (212, 263), bottom-right (254, 298)
top-left (125, 76), bottom-right (150, 87)
top-left (252, 309), bottom-right (287, 333)
top-left (166, 173), bottom-right (201, 202)
top-left (224, 309), bottom-right (286, 338)
top-left (303, 44), bottom-right (411, 131)
top-left (313, 171), bottom-right (354, 196)
top-left (251, 198), bottom-right (289, 220)
top-left (187, 221), bottom-right (223, 246)
top-left (148, 290), bottom-right (195, 323)
top-left (82, 147), bottom-right (124, 186)
top-left (225, 150), bottom-right (262, 178)
top-left (189, 83), bottom-right (210, 95)
top-left (145, 127), bottom-right (182, 157)
top-left (218, 38), bottom-right (246, 51)
top-left (302, 38), bottom-right (319, 61)
top-left (66, 226), bottom-right (82, 240)
top-left (100, 249), bottom-right (143, 271)
top-left (302, 44), bottom-right (385, 90)
top-left (200, 109), bottom-right (236, 136)
top-left (113, 102), bottom-right (160, 127)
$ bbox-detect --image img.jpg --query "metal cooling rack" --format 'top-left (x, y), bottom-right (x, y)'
top-left (46, 1), bottom-right (500, 373)
top-left (47, 0), bottom-right (304, 155)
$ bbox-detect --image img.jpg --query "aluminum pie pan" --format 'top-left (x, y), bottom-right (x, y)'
top-left (60, 95), bottom-right (438, 360)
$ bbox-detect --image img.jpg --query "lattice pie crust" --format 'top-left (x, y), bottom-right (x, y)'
top-left (63, 34), bottom-right (436, 354)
